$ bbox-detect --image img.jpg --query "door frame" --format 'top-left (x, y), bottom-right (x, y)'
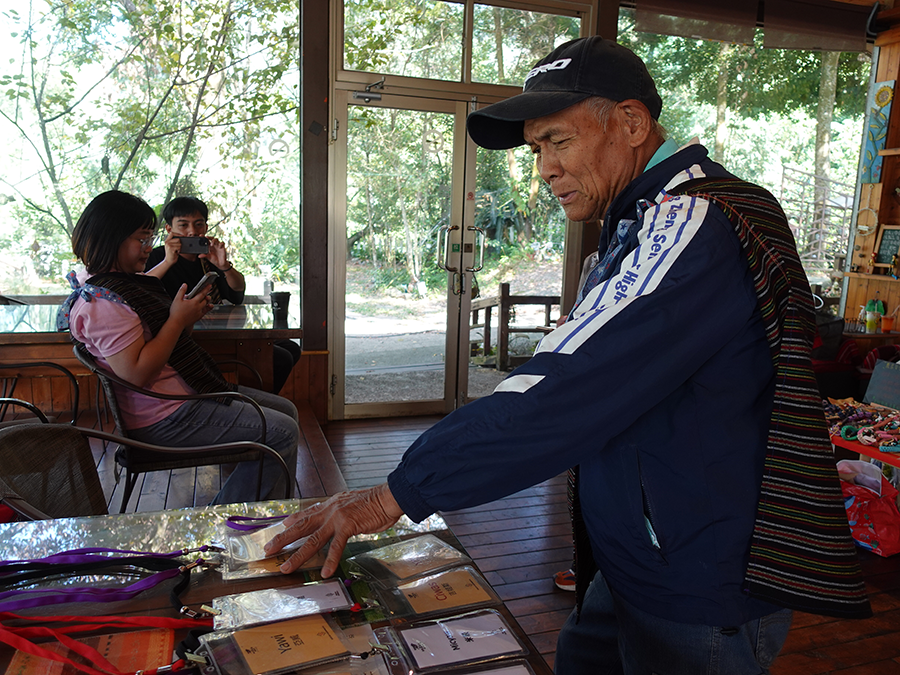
top-left (329, 90), bottom-right (478, 420)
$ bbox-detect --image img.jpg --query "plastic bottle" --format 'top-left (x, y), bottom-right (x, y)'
top-left (866, 298), bottom-right (879, 334)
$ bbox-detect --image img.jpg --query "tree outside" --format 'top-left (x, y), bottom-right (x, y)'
top-left (0, 0), bottom-right (300, 296)
top-left (0, 1), bottom-right (874, 307)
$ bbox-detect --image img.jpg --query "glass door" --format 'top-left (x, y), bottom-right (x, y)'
top-left (332, 93), bottom-right (468, 418)
top-left (332, 92), bottom-right (566, 419)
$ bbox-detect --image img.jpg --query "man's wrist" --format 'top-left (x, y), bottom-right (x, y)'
top-left (220, 261), bottom-right (233, 272)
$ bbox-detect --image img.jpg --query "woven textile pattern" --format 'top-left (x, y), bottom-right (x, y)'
top-left (667, 178), bottom-right (870, 619)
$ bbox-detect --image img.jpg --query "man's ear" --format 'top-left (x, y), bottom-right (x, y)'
top-left (164, 223), bottom-right (173, 233)
top-left (617, 100), bottom-right (653, 148)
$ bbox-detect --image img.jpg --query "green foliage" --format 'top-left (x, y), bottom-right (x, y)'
top-left (0, 0), bottom-right (300, 293)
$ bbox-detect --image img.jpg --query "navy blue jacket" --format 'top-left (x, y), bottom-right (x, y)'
top-left (389, 143), bottom-right (782, 626)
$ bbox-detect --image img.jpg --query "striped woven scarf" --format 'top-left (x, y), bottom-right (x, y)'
top-left (666, 177), bottom-right (870, 618)
top-left (85, 272), bottom-right (232, 397)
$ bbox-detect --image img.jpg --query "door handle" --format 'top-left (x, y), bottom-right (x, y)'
top-left (465, 226), bottom-right (485, 273)
top-left (436, 224), bottom-right (460, 272)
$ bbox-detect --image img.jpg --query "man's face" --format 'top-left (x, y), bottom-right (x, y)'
top-left (166, 211), bottom-right (208, 237)
top-left (523, 103), bottom-right (639, 225)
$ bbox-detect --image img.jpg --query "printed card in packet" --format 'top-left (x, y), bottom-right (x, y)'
top-left (396, 610), bottom-right (525, 672)
top-left (346, 533), bottom-right (470, 584)
top-left (213, 579), bottom-right (354, 630)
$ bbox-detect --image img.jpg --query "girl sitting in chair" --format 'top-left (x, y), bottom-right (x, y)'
top-left (58, 190), bottom-right (298, 505)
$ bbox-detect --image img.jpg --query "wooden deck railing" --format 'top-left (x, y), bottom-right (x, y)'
top-left (470, 282), bottom-right (560, 371)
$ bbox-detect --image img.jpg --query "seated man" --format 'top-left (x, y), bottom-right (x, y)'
top-left (146, 197), bottom-right (301, 393)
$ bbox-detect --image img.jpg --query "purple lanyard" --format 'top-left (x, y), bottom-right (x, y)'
top-left (0, 546), bottom-right (212, 571)
top-left (0, 546), bottom-right (214, 612)
top-left (225, 515), bottom-right (285, 531)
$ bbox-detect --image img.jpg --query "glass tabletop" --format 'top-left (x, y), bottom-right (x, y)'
top-left (0, 500), bottom-right (448, 561)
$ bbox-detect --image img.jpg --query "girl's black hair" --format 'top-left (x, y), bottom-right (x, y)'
top-left (72, 190), bottom-right (157, 274)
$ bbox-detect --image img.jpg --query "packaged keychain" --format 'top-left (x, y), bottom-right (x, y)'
top-left (212, 579), bottom-right (354, 630)
top-left (374, 566), bottom-right (500, 620)
top-left (387, 609), bottom-right (527, 673)
top-left (222, 519), bottom-right (327, 580)
top-left (346, 534), bottom-right (471, 584)
top-left (201, 613), bottom-right (355, 675)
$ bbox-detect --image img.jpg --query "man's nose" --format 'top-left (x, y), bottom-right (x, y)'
top-left (536, 150), bottom-right (560, 182)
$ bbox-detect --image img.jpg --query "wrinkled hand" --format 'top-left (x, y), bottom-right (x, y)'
top-left (264, 483), bottom-right (404, 577)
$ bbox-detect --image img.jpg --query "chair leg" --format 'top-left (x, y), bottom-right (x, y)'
top-left (119, 471), bottom-right (139, 513)
top-left (255, 455), bottom-right (263, 502)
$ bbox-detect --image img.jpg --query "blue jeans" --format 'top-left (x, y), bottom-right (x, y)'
top-left (129, 385), bottom-right (299, 505)
top-left (554, 571), bottom-right (792, 675)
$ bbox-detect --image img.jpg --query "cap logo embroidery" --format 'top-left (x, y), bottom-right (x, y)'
top-left (523, 58), bottom-right (572, 89)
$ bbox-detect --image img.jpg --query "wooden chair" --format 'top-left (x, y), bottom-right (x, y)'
top-left (0, 423), bottom-right (107, 519)
top-left (73, 344), bottom-right (292, 512)
top-left (0, 362), bottom-right (80, 426)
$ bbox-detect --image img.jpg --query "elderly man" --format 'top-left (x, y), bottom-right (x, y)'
top-left (267, 37), bottom-right (869, 673)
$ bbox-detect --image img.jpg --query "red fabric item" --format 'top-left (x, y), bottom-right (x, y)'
top-left (840, 462), bottom-right (900, 557)
top-left (836, 339), bottom-right (861, 365)
top-left (862, 345), bottom-right (900, 371)
top-left (0, 505), bottom-right (15, 524)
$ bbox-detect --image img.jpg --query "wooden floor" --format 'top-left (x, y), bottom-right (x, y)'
top-left (78, 409), bottom-right (900, 673)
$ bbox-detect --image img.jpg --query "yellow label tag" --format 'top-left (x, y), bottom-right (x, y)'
top-left (247, 549), bottom-right (327, 573)
top-left (234, 615), bottom-right (348, 673)
top-left (399, 568), bottom-right (492, 614)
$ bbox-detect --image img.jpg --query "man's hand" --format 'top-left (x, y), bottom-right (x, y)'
top-left (264, 483), bottom-right (404, 577)
top-left (203, 237), bottom-right (229, 269)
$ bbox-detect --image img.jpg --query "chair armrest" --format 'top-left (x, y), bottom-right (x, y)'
top-left (77, 427), bottom-right (291, 498)
top-left (1, 362), bottom-right (79, 425)
top-left (74, 345), bottom-right (267, 444)
top-left (1, 496), bottom-right (52, 521)
top-left (216, 359), bottom-right (264, 390)
top-left (0, 398), bottom-right (50, 424)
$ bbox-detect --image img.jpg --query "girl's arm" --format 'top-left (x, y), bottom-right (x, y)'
top-left (105, 284), bottom-right (210, 387)
top-left (145, 232), bottom-right (182, 279)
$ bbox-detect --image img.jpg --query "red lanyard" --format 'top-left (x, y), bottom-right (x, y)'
top-left (0, 612), bottom-right (212, 675)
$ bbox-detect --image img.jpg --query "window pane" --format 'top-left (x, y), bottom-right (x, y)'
top-left (344, 0), bottom-right (464, 81)
top-left (0, 2), bottom-right (301, 298)
top-left (472, 6), bottom-right (581, 85)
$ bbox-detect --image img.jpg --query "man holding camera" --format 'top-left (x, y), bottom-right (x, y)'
top-left (146, 197), bottom-right (301, 394)
top-left (146, 196), bottom-right (245, 304)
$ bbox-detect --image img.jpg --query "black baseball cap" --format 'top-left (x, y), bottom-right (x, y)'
top-left (466, 36), bottom-right (662, 150)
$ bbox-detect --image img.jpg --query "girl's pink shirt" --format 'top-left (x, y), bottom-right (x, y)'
top-left (69, 271), bottom-right (192, 430)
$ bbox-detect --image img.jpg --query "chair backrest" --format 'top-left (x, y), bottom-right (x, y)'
top-left (0, 424), bottom-right (108, 519)
top-left (72, 344), bottom-right (129, 437)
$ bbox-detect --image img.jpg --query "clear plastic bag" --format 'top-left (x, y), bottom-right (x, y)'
top-left (346, 534), bottom-right (471, 585)
top-left (222, 519), bottom-right (327, 580)
top-left (374, 566), bottom-right (500, 620)
top-left (201, 614), bottom-right (354, 675)
top-left (213, 579), bottom-right (354, 630)
top-left (389, 610), bottom-right (527, 673)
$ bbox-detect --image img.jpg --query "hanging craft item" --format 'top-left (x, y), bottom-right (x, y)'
top-left (862, 80), bottom-right (894, 184)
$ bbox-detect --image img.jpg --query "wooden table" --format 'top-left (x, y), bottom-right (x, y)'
top-left (0, 499), bottom-right (551, 674)
top-left (0, 302), bottom-right (302, 402)
top-left (841, 329), bottom-right (900, 354)
top-left (832, 433), bottom-right (900, 469)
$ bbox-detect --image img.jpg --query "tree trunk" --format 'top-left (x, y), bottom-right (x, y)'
top-left (813, 51), bottom-right (840, 266)
top-left (714, 43), bottom-right (732, 164)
